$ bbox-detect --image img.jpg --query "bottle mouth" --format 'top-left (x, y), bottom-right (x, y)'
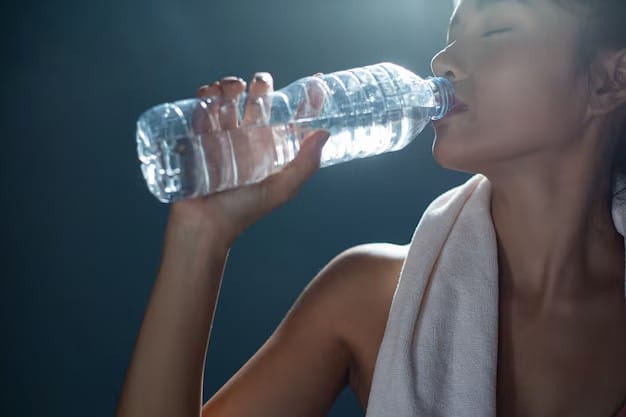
top-left (427, 77), bottom-right (455, 120)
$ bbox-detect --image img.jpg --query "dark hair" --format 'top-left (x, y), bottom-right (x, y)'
top-left (557, 0), bottom-right (626, 199)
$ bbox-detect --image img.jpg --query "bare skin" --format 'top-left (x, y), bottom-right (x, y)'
top-left (116, 0), bottom-right (626, 415)
top-left (115, 71), bottom-right (406, 417)
top-left (199, 243), bottom-right (407, 417)
top-left (431, 0), bottom-right (626, 415)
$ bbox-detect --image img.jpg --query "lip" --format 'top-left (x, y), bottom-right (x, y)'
top-left (450, 97), bottom-right (467, 113)
top-left (446, 98), bottom-right (469, 116)
top-left (452, 95), bottom-right (468, 108)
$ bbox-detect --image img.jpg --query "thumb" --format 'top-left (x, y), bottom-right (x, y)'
top-left (257, 129), bottom-right (330, 210)
top-left (296, 129), bottom-right (330, 173)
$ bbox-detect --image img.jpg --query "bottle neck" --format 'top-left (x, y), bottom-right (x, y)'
top-left (427, 77), bottom-right (455, 120)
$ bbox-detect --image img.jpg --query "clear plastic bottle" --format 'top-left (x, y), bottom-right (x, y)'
top-left (136, 62), bottom-right (455, 203)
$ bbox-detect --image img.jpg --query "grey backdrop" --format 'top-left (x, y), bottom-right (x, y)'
top-left (2, 0), bottom-right (470, 416)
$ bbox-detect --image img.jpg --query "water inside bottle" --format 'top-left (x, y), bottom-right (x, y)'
top-left (140, 106), bottom-right (431, 202)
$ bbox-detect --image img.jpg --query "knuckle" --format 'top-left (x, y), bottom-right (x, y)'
top-left (264, 177), bottom-right (292, 205)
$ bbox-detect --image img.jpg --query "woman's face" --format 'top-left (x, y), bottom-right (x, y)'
top-left (430, 0), bottom-right (590, 175)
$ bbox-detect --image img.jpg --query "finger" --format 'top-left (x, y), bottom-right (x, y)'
top-left (242, 72), bottom-right (273, 126)
top-left (197, 82), bottom-right (221, 100)
top-left (294, 76), bottom-right (326, 120)
top-left (193, 83), bottom-right (222, 133)
top-left (219, 76), bottom-right (246, 130)
top-left (260, 129), bottom-right (330, 208)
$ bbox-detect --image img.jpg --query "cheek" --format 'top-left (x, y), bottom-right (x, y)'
top-left (474, 42), bottom-right (581, 144)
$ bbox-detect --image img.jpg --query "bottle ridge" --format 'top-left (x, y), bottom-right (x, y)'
top-left (136, 62), bottom-right (455, 203)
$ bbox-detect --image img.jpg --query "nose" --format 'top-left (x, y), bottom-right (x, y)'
top-left (430, 41), bottom-right (464, 81)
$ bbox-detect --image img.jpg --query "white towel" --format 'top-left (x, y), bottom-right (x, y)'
top-left (364, 173), bottom-right (626, 417)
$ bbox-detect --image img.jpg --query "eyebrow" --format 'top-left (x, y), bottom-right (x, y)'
top-left (448, 0), bottom-right (531, 34)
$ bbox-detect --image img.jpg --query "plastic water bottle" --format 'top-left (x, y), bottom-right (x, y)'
top-left (136, 62), bottom-right (455, 203)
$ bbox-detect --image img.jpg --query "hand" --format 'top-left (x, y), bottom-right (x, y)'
top-left (169, 72), bottom-right (329, 247)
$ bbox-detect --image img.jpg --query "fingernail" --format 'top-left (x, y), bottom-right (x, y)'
top-left (312, 72), bottom-right (324, 78)
top-left (197, 85), bottom-right (215, 98)
top-left (253, 72), bottom-right (272, 84)
top-left (222, 76), bottom-right (244, 84)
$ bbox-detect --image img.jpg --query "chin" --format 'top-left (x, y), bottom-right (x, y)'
top-left (431, 132), bottom-right (483, 174)
top-left (432, 137), bottom-right (516, 178)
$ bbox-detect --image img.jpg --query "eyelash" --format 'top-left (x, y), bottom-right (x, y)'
top-left (482, 28), bottom-right (513, 37)
top-left (446, 27), bottom-right (513, 46)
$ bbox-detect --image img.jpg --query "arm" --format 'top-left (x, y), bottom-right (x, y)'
top-left (116, 212), bottom-right (395, 417)
top-left (115, 211), bottom-right (231, 417)
top-left (200, 254), bottom-right (355, 417)
top-left (115, 213), bottom-right (366, 417)
top-left (117, 71), bottom-right (352, 417)
top-left (200, 242), bottom-right (407, 417)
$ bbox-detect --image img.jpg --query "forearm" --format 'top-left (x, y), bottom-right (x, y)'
top-left (116, 213), bottom-right (230, 417)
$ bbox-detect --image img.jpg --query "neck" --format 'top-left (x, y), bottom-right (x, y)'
top-left (487, 153), bottom-right (624, 309)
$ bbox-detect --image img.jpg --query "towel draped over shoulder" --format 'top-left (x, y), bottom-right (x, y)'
top-left (364, 174), bottom-right (626, 417)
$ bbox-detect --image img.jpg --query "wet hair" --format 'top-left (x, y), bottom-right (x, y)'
top-left (450, 0), bottom-right (626, 199)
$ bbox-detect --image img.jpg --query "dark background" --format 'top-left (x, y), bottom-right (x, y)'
top-left (2, 0), bottom-right (469, 416)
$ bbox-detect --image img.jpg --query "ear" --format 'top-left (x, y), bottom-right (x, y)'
top-left (588, 48), bottom-right (626, 116)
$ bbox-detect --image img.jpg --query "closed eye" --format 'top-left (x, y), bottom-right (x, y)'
top-left (482, 28), bottom-right (513, 37)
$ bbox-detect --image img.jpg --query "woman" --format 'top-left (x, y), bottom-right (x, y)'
top-left (116, 0), bottom-right (626, 415)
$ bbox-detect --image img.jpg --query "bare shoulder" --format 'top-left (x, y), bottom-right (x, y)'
top-left (297, 242), bottom-right (408, 325)
top-left (316, 242), bottom-right (409, 410)
top-left (201, 242), bottom-right (407, 417)
top-left (294, 242), bottom-right (408, 308)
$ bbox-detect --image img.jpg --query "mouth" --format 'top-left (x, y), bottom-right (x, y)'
top-left (435, 100), bottom-right (468, 123)
top-left (448, 98), bottom-right (469, 115)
